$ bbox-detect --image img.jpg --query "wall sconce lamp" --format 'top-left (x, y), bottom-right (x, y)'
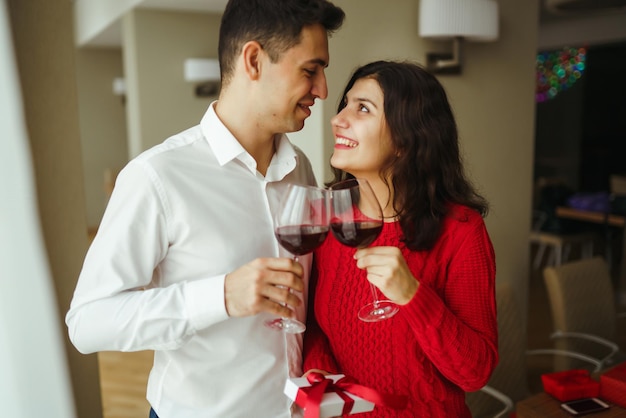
top-left (112, 77), bottom-right (126, 104)
top-left (418, 0), bottom-right (499, 74)
top-left (184, 58), bottom-right (221, 97)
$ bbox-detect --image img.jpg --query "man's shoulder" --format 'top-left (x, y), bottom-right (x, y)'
top-left (134, 125), bottom-right (207, 163)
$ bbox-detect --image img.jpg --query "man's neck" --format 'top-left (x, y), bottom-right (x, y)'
top-left (214, 99), bottom-right (277, 176)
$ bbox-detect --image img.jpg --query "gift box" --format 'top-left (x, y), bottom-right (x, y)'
top-left (284, 374), bottom-right (375, 418)
top-left (541, 369), bottom-right (600, 402)
top-left (600, 362), bottom-right (626, 408)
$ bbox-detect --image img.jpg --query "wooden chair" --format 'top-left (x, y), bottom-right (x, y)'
top-left (529, 210), bottom-right (595, 270)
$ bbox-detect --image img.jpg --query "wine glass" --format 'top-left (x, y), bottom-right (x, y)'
top-left (265, 183), bottom-right (330, 333)
top-left (329, 178), bottom-right (399, 322)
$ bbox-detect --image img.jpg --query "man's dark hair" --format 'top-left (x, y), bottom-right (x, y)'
top-left (218, 0), bottom-right (345, 85)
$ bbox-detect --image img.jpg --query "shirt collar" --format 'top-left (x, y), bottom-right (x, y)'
top-left (200, 101), bottom-right (298, 180)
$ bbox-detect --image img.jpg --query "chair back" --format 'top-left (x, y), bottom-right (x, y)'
top-left (543, 256), bottom-right (617, 367)
top-left (610, 175), bottom-right (626, 215)
top-left (610, 175), bottom-right (626, 196)
top-left (466, 281), bottom-right (530, 417)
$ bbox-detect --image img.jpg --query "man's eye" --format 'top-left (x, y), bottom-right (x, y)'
top-left (305, 69), bottom-right (316, 76)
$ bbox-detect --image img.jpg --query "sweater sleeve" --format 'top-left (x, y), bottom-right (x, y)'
top-left (399, 216), bottom-right (498, 391)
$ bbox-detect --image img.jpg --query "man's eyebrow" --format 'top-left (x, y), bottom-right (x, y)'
top-left (307, 58), bottom-right (328, 68)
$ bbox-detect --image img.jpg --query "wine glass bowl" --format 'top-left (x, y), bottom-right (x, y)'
top-left (329, 178), bottom-right (399, 322)
top-left (275, 225), bottom-right (329, 256)
top-left (330, 220), bottom-right (382, 248)
top-left (266, 184), bottom-right (330, 333)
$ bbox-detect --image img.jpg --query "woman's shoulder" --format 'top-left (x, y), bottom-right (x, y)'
top-left (435, 204), bottom-right (491, 253)
top-left (444, 203), bottom-right (485, 229)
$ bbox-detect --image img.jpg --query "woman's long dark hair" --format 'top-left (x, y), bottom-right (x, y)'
top-left (328, 60), bottom-right (488, 251)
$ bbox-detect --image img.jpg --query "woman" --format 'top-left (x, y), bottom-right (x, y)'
top-left (303, 61), bottom-right (498, 417)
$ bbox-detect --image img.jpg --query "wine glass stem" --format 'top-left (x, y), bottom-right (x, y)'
top-left (281, 255), bottom-right (298, 309)
top-left (368, 282), bottom-right (379, 307)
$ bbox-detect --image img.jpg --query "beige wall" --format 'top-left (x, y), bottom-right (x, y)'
top-left (7, 0), bottom-right (103, 416)
top-left (76, 48), bottom-right (128, 228)
top-left (123, 9), bottom-right (221, 156)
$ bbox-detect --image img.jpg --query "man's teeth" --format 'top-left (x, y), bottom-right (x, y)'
top-left (336, 137), bottom-right (357, 147)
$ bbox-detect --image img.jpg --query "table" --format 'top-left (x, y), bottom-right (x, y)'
top-left (555, 206), bottom-right (626, 306)
top-left (517, 392), bottom-right (626, 417)
top-left (555, 207), bottom-right (625, 228)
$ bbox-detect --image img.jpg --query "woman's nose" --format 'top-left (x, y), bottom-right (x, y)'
top-left (331, 110), bottom-right (347, 128)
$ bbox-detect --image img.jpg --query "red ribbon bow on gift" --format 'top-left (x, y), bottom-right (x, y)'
top-left (295, 372), bottom-right (408, 418)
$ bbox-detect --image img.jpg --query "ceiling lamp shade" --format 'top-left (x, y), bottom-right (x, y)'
top-left (419, 0), bottom-right (499, 74)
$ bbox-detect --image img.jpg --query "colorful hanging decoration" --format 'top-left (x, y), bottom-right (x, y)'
top-left (536, 46), bottom-right (587, 103)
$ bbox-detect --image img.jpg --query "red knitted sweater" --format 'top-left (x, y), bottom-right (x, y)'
top-left (303, 205), bottom-right (498, 418)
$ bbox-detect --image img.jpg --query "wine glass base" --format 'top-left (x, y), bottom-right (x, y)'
top-left (265, 317), bottom-right (306, 334)
top-left (358, 301), bottom-right (399, 322)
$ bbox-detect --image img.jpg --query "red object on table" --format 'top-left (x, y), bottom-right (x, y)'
top-left (600, 362), bottom-right (626, 408)
top-left (541, 369), bottom-right (600, 402)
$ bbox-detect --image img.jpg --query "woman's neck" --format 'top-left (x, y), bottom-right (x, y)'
top-left (366, 177), bottom-right (396, 219)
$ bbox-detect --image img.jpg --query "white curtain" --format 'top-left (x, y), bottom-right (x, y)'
top-left (0, 1), bottom-right (75, 416)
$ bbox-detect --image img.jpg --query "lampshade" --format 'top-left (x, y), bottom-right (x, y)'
top-left (184, 58), bottom-right (220, 82)
top-left (419, 0), bottom-right (499, 42)
top-left (112, 77), bottom-right (125, 96)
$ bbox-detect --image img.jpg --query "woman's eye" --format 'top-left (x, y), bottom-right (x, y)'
top-left (359, 104), bottom-right (369, 113)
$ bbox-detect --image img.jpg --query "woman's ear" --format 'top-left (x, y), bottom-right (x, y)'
top-left (241, 41), bottom-right (263, 81)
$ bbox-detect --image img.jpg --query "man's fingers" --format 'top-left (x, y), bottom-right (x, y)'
top-left (224, 257), bottom-right (305, 317)
top-left (259, 296), bottom-right (299, 318)
top-left (264, 284), bottom-right (303, 307)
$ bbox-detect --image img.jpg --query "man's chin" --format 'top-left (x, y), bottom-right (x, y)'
top-left (286, 119), bottom-right (306, 134)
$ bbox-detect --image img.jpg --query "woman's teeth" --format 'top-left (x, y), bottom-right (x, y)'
top-left (336, 137), bottom-right (357, 147)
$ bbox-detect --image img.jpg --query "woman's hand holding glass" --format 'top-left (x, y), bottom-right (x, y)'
top-left (329, 178), bottom-right (399, 322)
top-left (353, 246), bottom-right (419, 305)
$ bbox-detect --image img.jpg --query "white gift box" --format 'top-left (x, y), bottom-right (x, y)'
top-left (284, 374), bottom-right (375, 418)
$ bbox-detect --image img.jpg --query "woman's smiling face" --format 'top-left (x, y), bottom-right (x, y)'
top-left (330, 77), bottom-right (395, 180)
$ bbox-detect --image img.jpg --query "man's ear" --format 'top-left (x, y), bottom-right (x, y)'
top-left (241, 41), bottom-right (263, 81)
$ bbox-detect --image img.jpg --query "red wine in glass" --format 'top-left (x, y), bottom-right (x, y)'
top-left (330, 220), bottom-right (382, 248)
top-left (330, 178), bottom-right (399, 322)
top-left (275, 225), bottom-right (329, 256)
top-left (265, 184), bottom-right (329, 334)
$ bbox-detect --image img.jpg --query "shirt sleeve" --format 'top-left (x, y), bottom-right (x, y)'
top-left (399, 217), bottom-right (498, 392)
top-left (65, 161), bottom-right (229, 354)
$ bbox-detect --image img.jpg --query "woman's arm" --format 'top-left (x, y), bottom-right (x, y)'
top-left (400, 219), bottom-right (498, 391)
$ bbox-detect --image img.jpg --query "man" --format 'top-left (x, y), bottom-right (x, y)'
top-left (65, 1), bottom-right (344, 417)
